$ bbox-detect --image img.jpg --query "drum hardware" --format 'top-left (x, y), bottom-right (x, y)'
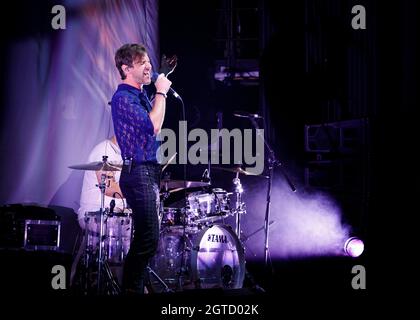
top-left (93, 156), bottom-right (108, 293)
top-left (193, 212), bottom-right (232, 225)
top-left (146, 266), bottom-right (174, 293)
top-left (240, 220), bottom-right (275, 257)
top-left (240, 220), bottom-right (275, 242)
top-left (232, 171), bottom-right (246, 238)
top-left (211, 165), bottom-right (274, 238)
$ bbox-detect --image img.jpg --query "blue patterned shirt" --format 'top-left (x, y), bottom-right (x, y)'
top-left (111, 84), bottom-right (159, 164)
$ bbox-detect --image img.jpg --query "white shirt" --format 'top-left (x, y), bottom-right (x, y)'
top-left (77, 139), bottom-right (125, 224)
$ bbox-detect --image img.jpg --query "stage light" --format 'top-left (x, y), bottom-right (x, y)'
top-left (344, 237), bottom-right (364, 257)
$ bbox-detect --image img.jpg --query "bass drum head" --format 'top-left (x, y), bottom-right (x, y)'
top-left (149, 224), bottom-right (245, 292)
top-left (191, 224), bottom-right (245, 289)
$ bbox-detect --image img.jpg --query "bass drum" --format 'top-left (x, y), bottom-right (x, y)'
top-left (149, 224), bottom-right (245, 292)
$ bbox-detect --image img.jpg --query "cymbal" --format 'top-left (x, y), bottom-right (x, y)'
top-left (212, 166), bottom-right (267, 177)
top-left (233, 110), bottom-right (264, 119)
top-left (68, 161), bottom-right (122, 171)
top-left (160, 179), bottom-right (210, 190)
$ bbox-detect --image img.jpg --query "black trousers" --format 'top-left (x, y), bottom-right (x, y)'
top-left (119, 162), bottom-right (161, 294)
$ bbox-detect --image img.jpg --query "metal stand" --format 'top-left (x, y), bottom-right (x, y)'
top-left (88, 155), bottom-right (122, 295)
top-left (69, 154), bottom-right (124, 295)
top-left (147, 266), bottom-right (174, 293)
top-left (102, 260), bottom-right (122, 295)
top-left (71, 210), bottom-right (121, 295)
top-left (233, 172), bottom-right (246, 237)
top-left (231, 174), bottom-right (266, 293)
top-left (96, 156), bottom-right (108, 293)
top-left (158, 172), bottom-right (181, 292)
top-left (247, 118), bottom-right (296, 268)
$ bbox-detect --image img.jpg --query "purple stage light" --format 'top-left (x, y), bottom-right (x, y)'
top-left (344, 237), bottom-right (364, 257)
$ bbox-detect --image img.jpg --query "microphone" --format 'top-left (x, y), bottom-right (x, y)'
top-left (151, 72), bottom-right (181, 100)
top-left (233, 110), bottom-right (264, 119)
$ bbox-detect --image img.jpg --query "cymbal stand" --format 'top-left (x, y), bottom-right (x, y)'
top-left (96, 155), bottom-right (123, 294)
top-left (96, 157), bottom-right (108, 293)
top-left (232, 173), bottom-right (265, 293)
top-left (233, 172), bottom-right (246, 237)
top-left (70, 156), bottom-right (121, 295)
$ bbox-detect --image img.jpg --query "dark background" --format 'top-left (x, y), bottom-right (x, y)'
top-left (158, 0), bottom-right (417, 234)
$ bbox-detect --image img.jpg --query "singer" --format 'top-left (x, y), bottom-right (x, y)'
top-left (111, 43), bottom-right (172, 294)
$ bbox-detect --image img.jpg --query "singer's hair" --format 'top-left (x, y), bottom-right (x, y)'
top-left (115, 43), bottom-right (147, 80)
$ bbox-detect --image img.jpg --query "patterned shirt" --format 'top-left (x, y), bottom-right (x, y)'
top-left (111, 84), bottom-right (159, 163)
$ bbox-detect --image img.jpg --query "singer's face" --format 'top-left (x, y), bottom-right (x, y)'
top-left (131, 53), bottom-right (152, 85)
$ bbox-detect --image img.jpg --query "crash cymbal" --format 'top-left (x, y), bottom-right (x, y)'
top-left (160, 179), bottom-right (210, 190)
top-left (68, 161), bottom-right (122, 171)
top-left (212, 166), bottom-right (268, 177)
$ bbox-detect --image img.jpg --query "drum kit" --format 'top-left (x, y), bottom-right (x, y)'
top-left (68, 155), bottom-right (268, 295)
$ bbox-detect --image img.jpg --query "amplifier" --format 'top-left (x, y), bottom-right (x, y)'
top-left (24, 219), bottom-right (61, 251)
top-left (0, 204), bottom-right (61, 251)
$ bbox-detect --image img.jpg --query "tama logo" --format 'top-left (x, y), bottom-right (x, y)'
top-left (207, 234), bottom-right (228, 243)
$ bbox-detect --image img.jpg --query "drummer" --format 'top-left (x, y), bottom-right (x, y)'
top-left (77, 135), bottom-right (126, 231)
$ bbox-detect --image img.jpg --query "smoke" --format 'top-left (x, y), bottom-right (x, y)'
top-left (240, 178), bottom-right (351, 260)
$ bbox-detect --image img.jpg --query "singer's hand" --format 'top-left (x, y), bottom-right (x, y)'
top-left (154, 73), bottom-right (172, 95)
top-left (160, 54), bottom-right (177, 77)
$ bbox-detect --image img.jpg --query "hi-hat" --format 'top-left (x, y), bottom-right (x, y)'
top-left (160, 179), bottom-right (210, 190)
top-left (68, 161), bottom-right (122, 171)
top-left (212, 165), bottom-right (268, 178)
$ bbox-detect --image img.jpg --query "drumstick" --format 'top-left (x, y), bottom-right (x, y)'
top-left (159, 187), bottom-right (183, 196)
top-left (161, 152), bottom-right (177, 173)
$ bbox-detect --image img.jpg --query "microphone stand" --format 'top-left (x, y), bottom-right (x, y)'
top-left (248, 117), bottom-right (296, 268)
